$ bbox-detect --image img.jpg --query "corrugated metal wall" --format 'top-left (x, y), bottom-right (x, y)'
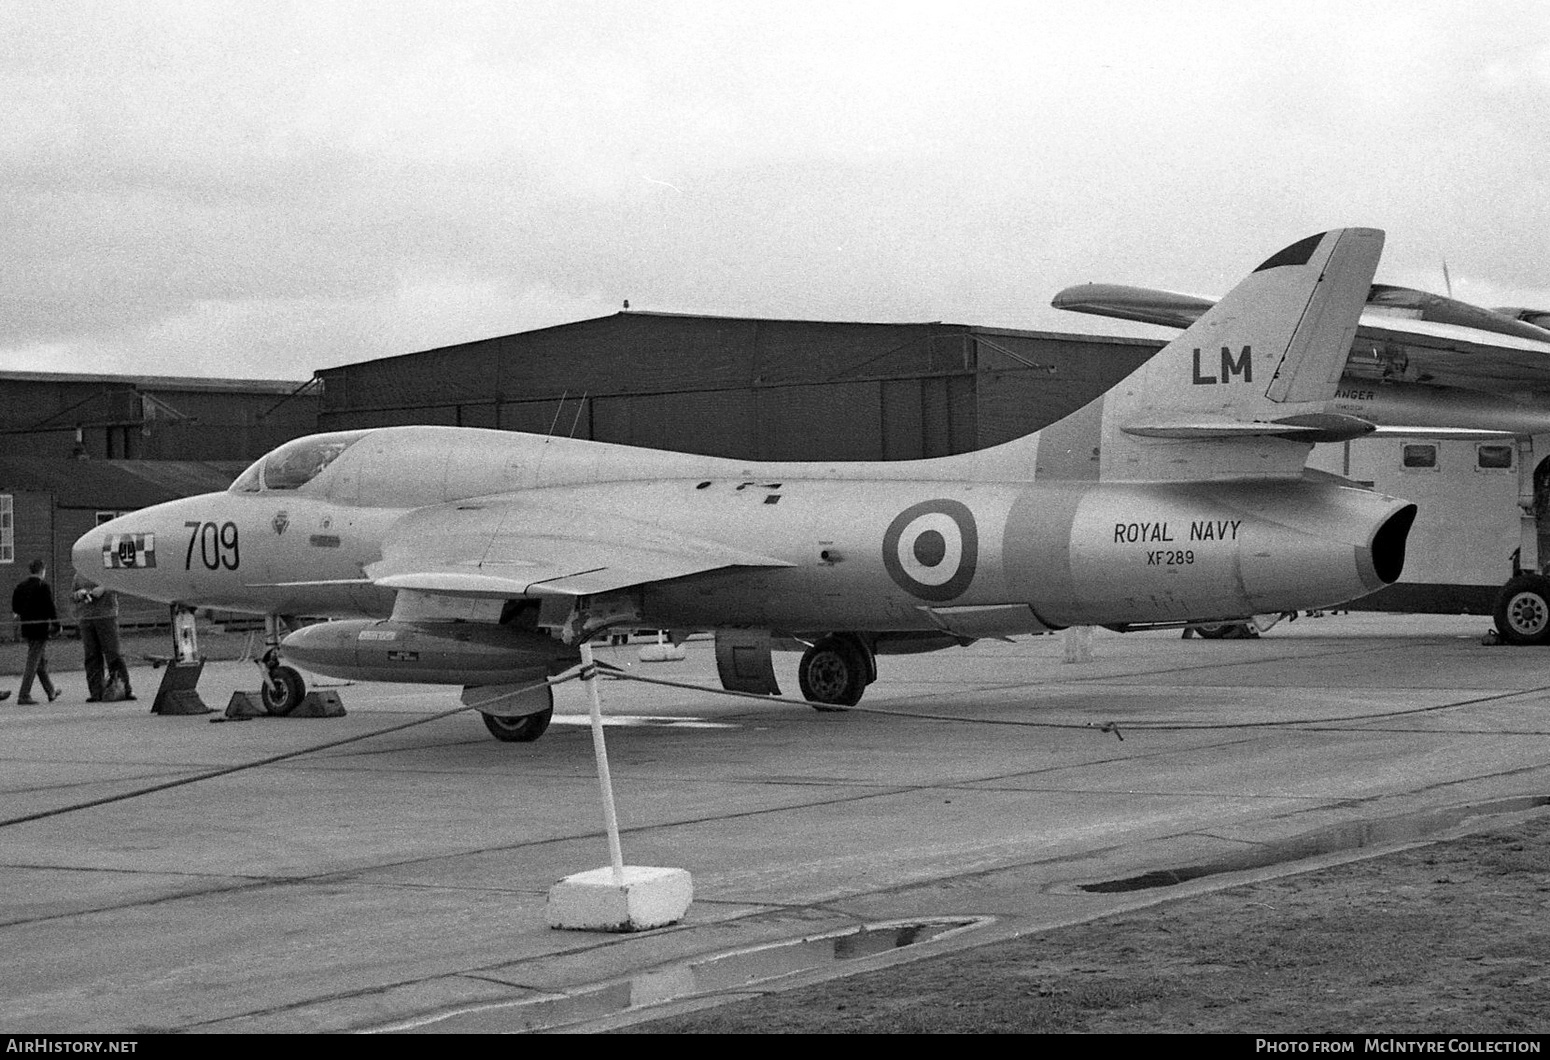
top-left (0, 379), bottom-right (319, 461)
top-left (316, 313), bottom-right (1162, 462)
top-left (973, 333), bottom-right (1158, 446)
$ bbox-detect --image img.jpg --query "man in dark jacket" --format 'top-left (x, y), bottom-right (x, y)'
top-left (12, 559), bottom-right (60, 704)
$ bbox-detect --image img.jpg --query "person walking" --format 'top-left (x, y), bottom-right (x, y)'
top-left (12, 559), bottom-right (60, 704)
top-left (73, 570), bottom-right (133, 702)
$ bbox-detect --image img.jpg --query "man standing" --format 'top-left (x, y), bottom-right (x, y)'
top-left (73, 570), bottom-right (134, 702)
top-left (12, 559), bottom-right (60, 704)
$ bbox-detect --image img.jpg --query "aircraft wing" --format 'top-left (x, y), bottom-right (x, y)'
top-left (1351, 316), bottom-right (1550, 393)
top-left (1052, 282), bottom-right (1550, 397)
top-left (362, 494), bottom-right (794, 598)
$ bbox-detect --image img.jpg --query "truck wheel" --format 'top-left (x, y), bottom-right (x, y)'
top-left (1494, 575), bottom-right (1550, 645)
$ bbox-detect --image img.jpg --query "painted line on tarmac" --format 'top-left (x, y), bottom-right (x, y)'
top-left (551, 714), bottom-right (738, 729)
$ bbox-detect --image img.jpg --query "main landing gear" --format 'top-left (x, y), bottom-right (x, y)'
top-left (1189, 621), bottom-right (1257, 640)
top-left (257, 614), bottom-right (308, 715)
top-left (482, 707), bottom-right (554, 742)
top-left (797, 634), bottom-right (875, 709)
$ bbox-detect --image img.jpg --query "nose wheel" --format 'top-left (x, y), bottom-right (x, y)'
top-left (257, 614), bottom-right (308, 715)
top-left (259, 659), bottom-right (307, 716)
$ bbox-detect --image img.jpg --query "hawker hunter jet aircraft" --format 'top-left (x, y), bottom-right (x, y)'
top-left (79, 227), bottom-right (1416, 742)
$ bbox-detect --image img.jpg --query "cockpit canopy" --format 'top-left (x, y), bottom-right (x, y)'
top-left (230, 430), bottom-right (370, 493)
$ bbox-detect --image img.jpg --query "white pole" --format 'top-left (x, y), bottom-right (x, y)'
top-left (579, 640), bottom-right (626, 883)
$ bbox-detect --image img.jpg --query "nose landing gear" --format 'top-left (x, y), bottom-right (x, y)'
top-left (149, 605), bottom-right (213, 716)
top-left (255, 615), bottom-right (308, 715)
top-left (258, 650), bottom-right (308, 715)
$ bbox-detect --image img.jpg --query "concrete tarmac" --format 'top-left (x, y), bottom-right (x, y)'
top-left (2, 613), bottom-right (1549, 1033)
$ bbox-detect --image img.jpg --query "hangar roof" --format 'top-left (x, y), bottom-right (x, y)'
top-left (319, 310), bottom-right (1160, 369)
top-left (0, 458), bottom-right (244, 509)
top-left (314, 310), bottom-right (1162, 414)
top-left (0, 369), bottom-right (308, 394)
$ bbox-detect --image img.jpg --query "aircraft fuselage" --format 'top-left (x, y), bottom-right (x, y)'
top-left (80, 426), bottom-right (1413, 638)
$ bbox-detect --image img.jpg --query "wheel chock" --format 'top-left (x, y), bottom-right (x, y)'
top-left (292, 690), bottom-right (346, 718)
top-left (547, 866), bottom-right (693, 932)
top-left (224, 690), bottom-right (344, 718)
top-left (225, 691), bottom-right (267, 718)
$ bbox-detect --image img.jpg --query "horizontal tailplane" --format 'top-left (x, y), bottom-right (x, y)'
top-left (1098, 227), bottom-right (1384, 481)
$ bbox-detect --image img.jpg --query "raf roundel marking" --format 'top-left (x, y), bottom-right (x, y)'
top-left (882, 499), bottom-right (978, 601)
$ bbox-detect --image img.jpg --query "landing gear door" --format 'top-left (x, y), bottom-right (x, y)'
top-left (462, 679), bottom-right (553, 718)
top-left (920, 603), bottom-right (1053, 639)
top-left (715, 630), bottom-right (781, 696)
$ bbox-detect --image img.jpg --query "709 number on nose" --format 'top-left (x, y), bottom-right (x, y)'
top-left (184, 520), bottom-right (239, 571)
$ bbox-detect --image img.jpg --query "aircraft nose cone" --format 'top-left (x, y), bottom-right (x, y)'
top-left (71, 524), bottom-right (103, 580)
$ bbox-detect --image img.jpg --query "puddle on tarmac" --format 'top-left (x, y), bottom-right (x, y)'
top-left (1080, 795), bottom-right (1550, 894)
top-left (378, 915), bottom-right (994, 1033)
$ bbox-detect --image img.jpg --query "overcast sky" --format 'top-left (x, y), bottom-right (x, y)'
top-left (3, 0), bottom-right (1547, 381)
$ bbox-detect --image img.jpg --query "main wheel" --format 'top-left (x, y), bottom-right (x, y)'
top-left (259, 664), bottom-right (307, 716)
top-left (1494, 574), bottom-right (1550, 645)
top-left (1192, 622), bottom-right (1254, 640)
top-left (798, 636), bottom-right (868, 710)
top-left (482, 706), bottom-right (553, 742)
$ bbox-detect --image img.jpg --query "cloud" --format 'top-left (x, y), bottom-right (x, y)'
top-left (0, 1), bottom-right (1547, 377)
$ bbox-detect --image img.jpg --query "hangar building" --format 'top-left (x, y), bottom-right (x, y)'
top-left (1, 371), bottom-right (320, 635)
top-left (315, 312), bottom-right (1161, 459)
top-left (0, 370), bottom-right (319, 461)
top-left (1, 457), bottom-right (245, 628)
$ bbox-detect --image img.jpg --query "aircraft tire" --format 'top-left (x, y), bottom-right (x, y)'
top-left (482, 706), bottom-right (553, 742)
top-left (798, 636), bottom-right (867, 710)
top-left (1193, 622), bottom-right (1254, 640)
top-left (1494, 574), bottom-right (1550, 646)
top-left (260, 664), bottom-right (307, 716)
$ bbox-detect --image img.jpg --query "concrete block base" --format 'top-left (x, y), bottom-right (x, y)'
top-left (1062, 624), bottom-right (1094, 663)
top-left (637, 643), bottom-right (687, 663)
top-left (547, 865), bottom-right (693, 932)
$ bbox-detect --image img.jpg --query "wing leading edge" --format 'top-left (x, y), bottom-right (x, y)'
top-left (363, 495), bottom-right (795, 599)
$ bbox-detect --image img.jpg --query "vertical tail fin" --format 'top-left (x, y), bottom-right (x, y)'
top-left (1097, 227), bottom-right (1384, 481)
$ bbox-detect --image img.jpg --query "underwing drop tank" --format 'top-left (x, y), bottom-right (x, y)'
top-left (280, 619), bottom-right (579, 685)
